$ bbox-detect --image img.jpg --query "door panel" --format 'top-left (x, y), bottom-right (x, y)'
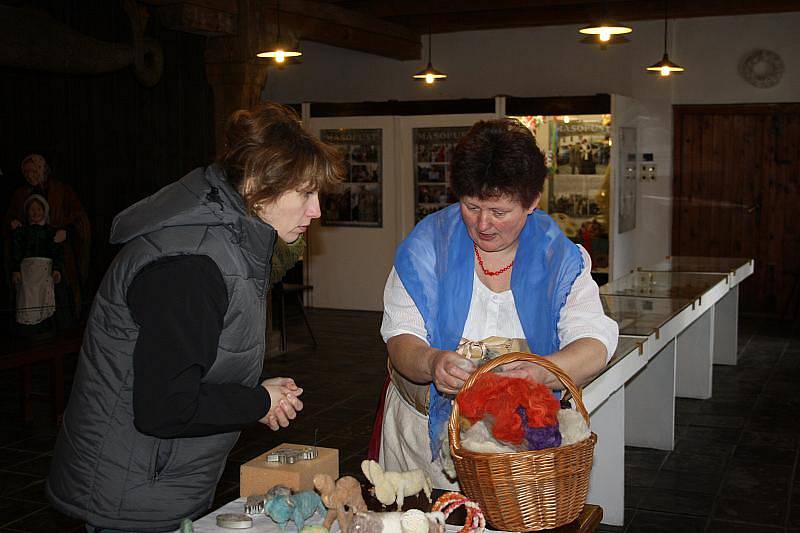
top-left (673, 105), bottom-right (800, 316)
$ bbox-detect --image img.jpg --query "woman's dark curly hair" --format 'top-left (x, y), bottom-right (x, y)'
top-left (451, 118), bottom-right (547, 208)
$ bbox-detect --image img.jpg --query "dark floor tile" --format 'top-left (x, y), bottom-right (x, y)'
top-left (0, 451), bottom-right (41, 471)
top-left (0, 499), bottom-right (41, 528)
top-left (625, 509), bottom-right (706, 533)
top-left (4, 436), bottom-right (55, 454)
top-left (740, 429), bottom-right (798, 450)
top-left (680, 426), bottom-right (742, 444)
top-left (3, 455), bottom-right (51, 477)
top-left (698, 399), bottom-right (755, 417)
top-left (625, 447), bottom-right (669, 469)
top-left (5, 481), bottom-right (47, 504)
top-left (636, 488), bottom-right (714, 516)
top-left (714, 496), bottom-right (787, 526)
top-left (625, 466), bottom-right (658, 488)
top-left (661, 452), bottom-right (727, 476)
top-left (687, 413), bottom-right (746, 429)
top-left (707, 520), bottom-right (783, 532)
top-left (0, 473), bottom-right (38, 498)
top-left (2, 507), bottom-right (83, 532)
top-left (675, 398), bottom-right (703, 414)
top-left (625, 485), bottom-right (646, 508)
top-left (652, 469), bottom-right (723, 494)
top-left (672, 438), bottom-right (735, 458)
top-left (731, 444), bottom-right (796, 466)
top-left (788, 502), bottom-right (800, 527)
top-left (721, 462), bottom-right (791, 501)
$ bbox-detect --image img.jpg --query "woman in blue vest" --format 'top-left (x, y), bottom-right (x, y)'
top-left (47, 103), bottom-right (344, 531)
top-left (379, 118), bottom-right (618, 489)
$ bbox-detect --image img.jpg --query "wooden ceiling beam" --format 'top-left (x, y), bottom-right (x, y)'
top-left (332, 0), bottom-right (800, 33)
top-left (140, 0), bottom-right (421, 60)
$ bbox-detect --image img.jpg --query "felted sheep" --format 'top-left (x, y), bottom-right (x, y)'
top-left (361, 460), bottom-right (432, 511)
top-left (265, 491), bottom-right (327, 531)
top-left (346, 510), bottom-right (445, 533)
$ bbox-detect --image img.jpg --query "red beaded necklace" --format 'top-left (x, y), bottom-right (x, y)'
top-left (473, 242), bottom-right (514, 277)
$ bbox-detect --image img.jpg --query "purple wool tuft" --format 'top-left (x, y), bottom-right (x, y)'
top-left (518, 407), bottom-right (561, 450)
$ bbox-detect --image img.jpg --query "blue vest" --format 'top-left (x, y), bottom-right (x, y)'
top-left (394, 203), bottom-right (583, 459)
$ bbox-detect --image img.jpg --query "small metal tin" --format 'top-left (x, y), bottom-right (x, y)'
top-left (216, 513), bottom-right (253, 529)
top-left (265, 445), bottom-right (318, 464)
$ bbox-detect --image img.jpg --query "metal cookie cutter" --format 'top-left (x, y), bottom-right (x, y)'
top-left (265, 445), bottom-right (318, 464)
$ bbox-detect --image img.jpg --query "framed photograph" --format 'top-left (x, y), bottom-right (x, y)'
top-left (320, 128), bottom-right (383, 227)
top-left (413, 126), bottom-right (469, 224)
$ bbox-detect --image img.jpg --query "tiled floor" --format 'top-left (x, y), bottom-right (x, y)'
top-left (0, 308), bottom-right (798, 532)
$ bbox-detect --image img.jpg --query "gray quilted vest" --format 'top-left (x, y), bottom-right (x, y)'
top-left (46, 166), bottom-right (275, 531)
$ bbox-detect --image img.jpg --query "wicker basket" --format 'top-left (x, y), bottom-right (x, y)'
top-left (448, 352), bottom-right (597, 531)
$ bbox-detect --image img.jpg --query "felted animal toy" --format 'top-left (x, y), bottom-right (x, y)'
top-left (346, 510), bottom-right (445, 533)
top-left (313, 473), bottom-right (368, 531)
top-left (265, 491), bottom-right (327, 531)
top-left (361, 460), bottom-right (432, 511)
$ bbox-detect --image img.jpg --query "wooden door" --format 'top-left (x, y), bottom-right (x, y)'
top-left (673, 104), bottom-right (800, 316)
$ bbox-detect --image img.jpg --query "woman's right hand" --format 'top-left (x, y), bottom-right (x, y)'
top-left (11, 272), bottom-right (21, 286)
top-left (259, 377), bottom-right (304, 431)
top-left (429, 350), bottom-right (476, 395)
top-left (10, 219), bottom-right (21, 230)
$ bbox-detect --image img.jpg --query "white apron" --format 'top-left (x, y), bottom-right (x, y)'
top-left (16, 257), bottom-right (56, 325)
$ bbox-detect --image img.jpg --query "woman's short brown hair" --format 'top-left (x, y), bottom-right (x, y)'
top-left (218, 102), bottom-right (344, 213)
top-left (451, 118), bottom-right (547, 209)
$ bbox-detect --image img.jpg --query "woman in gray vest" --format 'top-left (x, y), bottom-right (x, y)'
top-left (46, 102), bottom-right (344, 532)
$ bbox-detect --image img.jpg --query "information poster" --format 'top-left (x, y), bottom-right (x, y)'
top-left (320, 129), bottom-right (382, 227)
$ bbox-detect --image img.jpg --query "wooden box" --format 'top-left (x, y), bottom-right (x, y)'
top-left (239, 443), bottom-right (339, 497)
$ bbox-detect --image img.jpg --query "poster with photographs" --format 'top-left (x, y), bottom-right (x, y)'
top-left (320, 128), bottom-right (382, 227)
top-left (413, 126), bottom-right (469, 223)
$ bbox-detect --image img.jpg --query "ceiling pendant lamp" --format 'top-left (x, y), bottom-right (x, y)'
top-left (413, 12), bottom-right (446, 84)
top-left (578, 0), bottom-right (632, 44)
top-left (646, 0), bottom-right (684, 76)
top-left (256, 0), bottom-right (302, 63)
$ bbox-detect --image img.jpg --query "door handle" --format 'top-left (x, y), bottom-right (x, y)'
top-left (746, 202), bottom-right (761, 214)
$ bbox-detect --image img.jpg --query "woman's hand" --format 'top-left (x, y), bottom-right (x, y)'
top-left (54, 229), bottom-right (67, 243)
top-left (11, 272), bottom-right (21, 286)
top-left (429, 350), bottom-right (476, 395)
top-left (53, 271), bottom-right (62, 283)
top-left (496, 361), bottom-right (551, 384)
top-left (259, 377), bottom-right (304, 431)
top-left (10, 219), bottom-right (21, 230)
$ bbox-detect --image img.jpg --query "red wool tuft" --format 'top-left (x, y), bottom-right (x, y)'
top-left (457, 373), bottom-right (560, 445)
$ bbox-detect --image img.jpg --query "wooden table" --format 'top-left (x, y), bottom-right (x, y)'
top-left (0, 327), bottom-right (83, 423)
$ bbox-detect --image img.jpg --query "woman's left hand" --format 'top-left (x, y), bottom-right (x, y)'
top-left (53, 271), bottom-right (61, 283)
top-left (496, 361), bottom-right (551, 384)
top-left (54, 229), bottom-right (67, 243)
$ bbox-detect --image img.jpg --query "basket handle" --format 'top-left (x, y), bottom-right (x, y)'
top-left (448, 351), bottom-right (590, 452)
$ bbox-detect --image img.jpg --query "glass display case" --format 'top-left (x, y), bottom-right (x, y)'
top-left (600, 271), bottom-right (727, 300)
top-left (512, 114), bottom-right (612, 273)
top-left (601, 294), bottom-right (694, 337)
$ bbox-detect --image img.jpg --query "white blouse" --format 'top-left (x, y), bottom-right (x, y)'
top-left (380, 245), bottom-right (618, 361)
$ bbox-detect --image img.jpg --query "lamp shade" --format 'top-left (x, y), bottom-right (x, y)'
top-left (645, 52), bottom-right (684, 76)
top-left (579, 21), bottom-right (632, 42)
top-left (413, 62), bottom-right (447, 84)
top-left (256, 37), bottom-right (302, 63)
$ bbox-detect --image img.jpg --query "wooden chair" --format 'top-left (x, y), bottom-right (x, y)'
top-left (274, 282), bottom-right (316, 352)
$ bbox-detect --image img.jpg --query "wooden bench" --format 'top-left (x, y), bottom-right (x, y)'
top-left (0, 327), bottom-right (83, 424)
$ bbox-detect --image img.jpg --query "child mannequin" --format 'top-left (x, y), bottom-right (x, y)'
top-left (11, 194), bottom-right (65, 326)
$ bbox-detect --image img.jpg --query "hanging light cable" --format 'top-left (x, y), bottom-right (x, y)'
top-left (579, 0), bottom-right (632, 43)
top-left (256, 0), bottom-right (302, 63)
top-left (413, 7), bottom-right (447, 84)
top-left (645, 0), bottom-right (684, 76)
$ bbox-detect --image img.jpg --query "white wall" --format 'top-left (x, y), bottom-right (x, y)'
top-left (266, 12), bottom-right (798, 304)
